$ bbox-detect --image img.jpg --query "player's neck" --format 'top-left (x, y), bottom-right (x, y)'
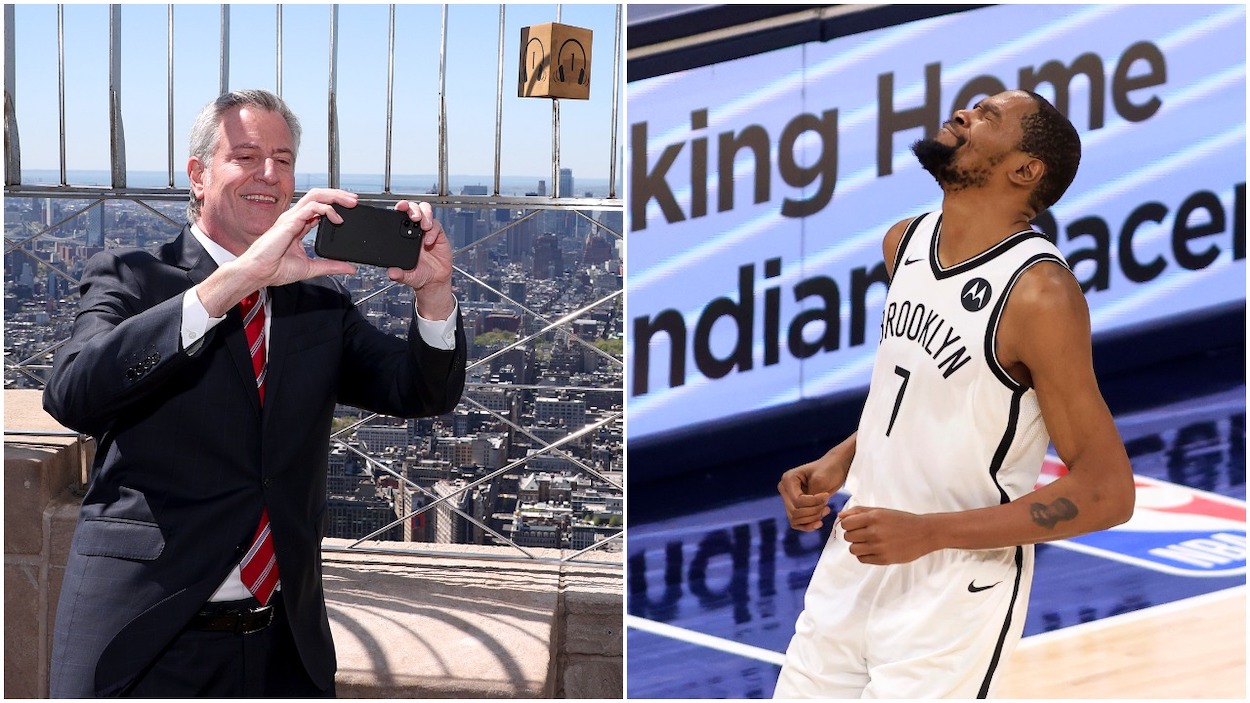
top-left (938, 192), bottom-right (1033, 264)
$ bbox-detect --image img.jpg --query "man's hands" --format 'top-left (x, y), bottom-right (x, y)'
top-left (838, 506), bottom-right (938, 565)
top-left (387, 200), bottom-right (455, 321)
top-left (197, 192), bottom-right (457, 321)
top-left (777, 434), bottom-right (940, 565)
top-left (244, 188), bottom-right (362, 284)
top-left (778, 456), bottom-right (849, 532)
top-left (198, 188), bottom-right (359, 317)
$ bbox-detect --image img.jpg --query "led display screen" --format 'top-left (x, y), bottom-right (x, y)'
top-left (628, 4), bottom-right (1246, 441)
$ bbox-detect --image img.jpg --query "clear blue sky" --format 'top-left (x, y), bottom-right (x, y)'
top-left (9, 3), bottom-right (622, 186)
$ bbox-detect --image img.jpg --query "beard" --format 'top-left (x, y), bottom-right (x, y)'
top-left (911, 134), bottom-right (990, 191)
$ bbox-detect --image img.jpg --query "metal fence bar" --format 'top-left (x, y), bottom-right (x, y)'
top-left (383, 4), bottom-right (395, 194)
top-left (552, 5), bottom-right (560, 198)
top-left (552, 99), bottom-right (560, 197)
top-left (463, 382), bottom-right (615, 393)
top-left (108, 5), bottom-right (126, 189)
top-left (572, 208), bottom-right (623, 239)
top-left (437, 4), bottom-right (449, 196)
top-left (4, 358), bottom-right (52, 387)
top-left (130, 197), bottom-right (184, 229)
top-left (323, 543), bottom-right (619, 570)
top-left (5, 4), bottom-right (20, 187)
top-left (57, 5), bottom-right (66, 186)
top-left (493, 4), bottom-right (504, 196)
top-left (608, 4), bottom-right (621, 199)
top-left (275, 5), bottom-right (283, 97)
top-left (167, 5), bottom-right (175, 187)
top-left (3, 428), bottom-right (80, 438)
top-left (327, 5), bottom-right (340, 189)
top-left (218, 5), bottom-right (229, 95)
top-left (561, 530), bottom-right (622, 563)
top-left (11, 338), bottom-right (70, 371)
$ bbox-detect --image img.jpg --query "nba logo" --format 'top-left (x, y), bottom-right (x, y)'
top-left (1035, 457), bottom-right (1246, 577)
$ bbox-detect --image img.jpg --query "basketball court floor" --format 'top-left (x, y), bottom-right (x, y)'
top-left (626, 383), bottom-right (1246, 698)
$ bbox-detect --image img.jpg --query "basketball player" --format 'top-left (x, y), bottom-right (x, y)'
top-left (774, 90), bottom-right (1135, 698)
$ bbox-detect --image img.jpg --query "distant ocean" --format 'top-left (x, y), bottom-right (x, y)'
top-left (17, 169), bottom-right (615, 198)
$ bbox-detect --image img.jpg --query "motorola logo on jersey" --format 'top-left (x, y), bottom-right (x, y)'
top-left (961, 278), bottom-right (992, 312)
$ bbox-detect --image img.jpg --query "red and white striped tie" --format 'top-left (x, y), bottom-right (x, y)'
top-left (240, 290), bottom-right (267, 403)
top-left (240, 507), bottom-right (280, 605)
top-left (238, 290), bottom-right (279, 604)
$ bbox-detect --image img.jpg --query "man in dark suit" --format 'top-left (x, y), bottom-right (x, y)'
top-left (43, 89), bottom-right (467, 697)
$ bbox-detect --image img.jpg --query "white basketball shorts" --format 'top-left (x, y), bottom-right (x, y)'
top-left (775, 522), bottom-right (1034, 699)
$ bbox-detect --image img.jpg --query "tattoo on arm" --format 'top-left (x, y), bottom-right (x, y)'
top-left (1030, 497), bottom-right (1079, 530)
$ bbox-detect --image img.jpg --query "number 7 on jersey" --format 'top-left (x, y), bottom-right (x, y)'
top-left (886, 365), bottom-right (911, 437)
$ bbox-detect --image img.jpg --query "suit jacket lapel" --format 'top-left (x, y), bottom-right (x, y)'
top-left (169, 226), bottom-right (263, 418)
top-left (166, 225), bottom-right (218, 286)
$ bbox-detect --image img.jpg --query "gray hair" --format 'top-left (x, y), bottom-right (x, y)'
top-left (186, 89), bottom-right (302, 224)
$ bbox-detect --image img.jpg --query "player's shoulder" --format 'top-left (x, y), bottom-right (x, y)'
top-left (883, 215), bottom-right (924, 277)
top-left (1010, 258), bottom-right (1087, 322)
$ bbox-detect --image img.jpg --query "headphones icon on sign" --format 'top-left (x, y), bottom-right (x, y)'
top-left (522, 37), bottom-right (546, 84)
top-left (556, 38), bottom-right (587, 86)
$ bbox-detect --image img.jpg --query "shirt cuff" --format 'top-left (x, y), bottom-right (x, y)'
top-left (415, 298), bottom-right (458, 351)
top-left (181, 288), bottom-right (226, 353)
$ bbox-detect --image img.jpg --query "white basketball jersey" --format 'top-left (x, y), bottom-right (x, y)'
top-left (846, 212), bottom-right (1070, 513)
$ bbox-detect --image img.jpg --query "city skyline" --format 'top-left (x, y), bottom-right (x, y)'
top-left (4, 190), bottom-right (624, 555)
top-left (15, 167), bottom-right (614, 199)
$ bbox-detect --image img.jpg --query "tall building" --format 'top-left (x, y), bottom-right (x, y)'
top-left (430, 479), bottom-right (469, 544)
top-left (559, 168), bottom-right (574, 199)
top-left (86, 206), bottom-right (104, 248)
top-left (505, 279), bottom-right (527, 306)
top-left (455, 210), bottom-right (478, 250)
top-left (533, 232), bottom-right (562, 279)
top-left (507, 212), bottom-right (536, 265)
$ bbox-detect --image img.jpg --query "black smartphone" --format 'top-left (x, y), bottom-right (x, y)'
top-left (314, 203), bottom-right (424, 270)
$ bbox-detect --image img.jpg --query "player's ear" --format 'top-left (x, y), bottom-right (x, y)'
top-left (1009, 156), bottom-right (1044, 189)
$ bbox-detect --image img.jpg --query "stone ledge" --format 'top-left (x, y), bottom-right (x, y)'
top-left (562, 567), bottom-right (624, 659)
top-left (562, 659), bottom-right (624, 699)
top-left (323, 540), bottom-right (623, 699)
top-left (324, 541), bottom-right (560, 698)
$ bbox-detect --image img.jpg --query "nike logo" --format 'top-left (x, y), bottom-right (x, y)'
top-left (904, 257), bottom-right (922, 266)
top-left (967, 580), bottom-right (1002, 593)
